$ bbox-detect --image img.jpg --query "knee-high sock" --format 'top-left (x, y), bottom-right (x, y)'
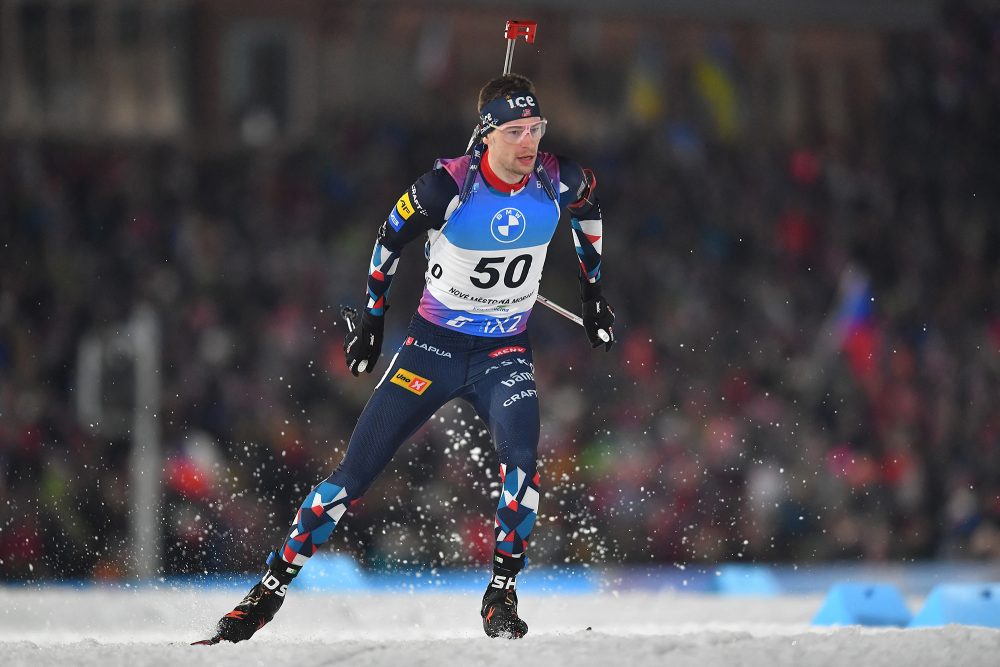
top-left (279, 479), bottom-right (352, 567)
top-left (494, 464), bottom-right (540, 558)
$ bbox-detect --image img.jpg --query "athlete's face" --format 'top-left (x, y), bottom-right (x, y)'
top-left (483, 119), bottom-right (546, 184)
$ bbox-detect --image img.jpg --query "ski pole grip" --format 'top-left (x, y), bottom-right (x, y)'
top-left (340, 306), bottom-right (358, 333)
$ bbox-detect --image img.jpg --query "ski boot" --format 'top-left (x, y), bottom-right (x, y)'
top-left (481, 551), bottom-right (528, 639)
top-left (193, 551), bottom-right (300, 645)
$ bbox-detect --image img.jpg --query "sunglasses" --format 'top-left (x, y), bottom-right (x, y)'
top-left (488, 119), bottom-right (548, 144)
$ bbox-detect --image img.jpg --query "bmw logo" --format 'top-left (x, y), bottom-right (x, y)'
top-left (491, 207), bottom-right (527, 243)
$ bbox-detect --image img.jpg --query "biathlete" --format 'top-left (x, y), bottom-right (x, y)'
top-left (200, 73), bottom-right (615, 643)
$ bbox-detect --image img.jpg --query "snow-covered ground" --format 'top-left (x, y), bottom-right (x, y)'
top-left (1, 587), bottom-right (996, 667)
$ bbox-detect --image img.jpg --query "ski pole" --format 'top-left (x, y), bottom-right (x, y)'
top-left (536, 294), bottom-right (608, 342)
top-left (340, 306), bottom-right (358, 335)
top-left (535, 294), bottom-right (582, 327)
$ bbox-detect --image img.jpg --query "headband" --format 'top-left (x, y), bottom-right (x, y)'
top-left (478, 91), bottom-right (543, 137)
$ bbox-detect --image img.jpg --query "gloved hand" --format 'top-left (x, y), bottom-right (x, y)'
top-left (343, 309), bottom-right (384, 376)
top-left (580, 281), bottom-right (615, 352)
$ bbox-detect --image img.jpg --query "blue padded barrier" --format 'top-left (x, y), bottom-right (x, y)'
top-left (712, 564), bottom-right (781, 596)
top-left (296, 553), bottom-right (368, 592)
top-left (909, 583), bottom-right (1000, 628)
top-left (811, 582), bottom-right (912, 627)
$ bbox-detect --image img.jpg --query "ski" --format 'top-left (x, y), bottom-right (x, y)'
top-left (191, 635), bottom-right (223, 646)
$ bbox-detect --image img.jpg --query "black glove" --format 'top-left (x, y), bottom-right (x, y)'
top-left (343, 309), bottom-right (384, 376)
top-left (581, 281), bottom-right (615, 351)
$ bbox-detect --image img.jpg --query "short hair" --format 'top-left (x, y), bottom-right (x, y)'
top-left (477, 74), bottom-right (536, 113)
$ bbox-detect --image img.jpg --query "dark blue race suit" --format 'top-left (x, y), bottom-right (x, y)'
top-left (276, 149), bottom-right (604, 568)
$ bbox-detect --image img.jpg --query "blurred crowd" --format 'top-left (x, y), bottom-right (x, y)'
top-left (1, 4), bottom-right (998, 581)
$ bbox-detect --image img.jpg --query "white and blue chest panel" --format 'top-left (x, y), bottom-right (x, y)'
top-left (417, 164), bottom-right (561, 337)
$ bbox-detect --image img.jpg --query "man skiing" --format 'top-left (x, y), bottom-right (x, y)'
top-left (199, 73), bottom-right (614, 643)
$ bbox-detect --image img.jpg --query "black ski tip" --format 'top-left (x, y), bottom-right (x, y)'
top-left (191, 635), bottom-right (223, 646)
top-left (585, 626), bottom-right (592, 631)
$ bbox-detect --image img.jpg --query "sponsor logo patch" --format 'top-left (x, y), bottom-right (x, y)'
top-left (501, 371), bottom-right (534, 387)
top-left (391, 368), bottom-right (432, 395)
top-left (396, 192), bottom-right (416, 220)
top-left (409, 185), bottom-right (425, 214)
top-left (490, 207), bottom-right (527, 243)
top-left (388, 210), bottom-right (404, 231)
top-left (503, 389), bottom-right (538, 407)
top-left (484, 357), bottom-right (533, 375)
top-left (488, 346), bottom-right (527, 359)
top-left (505, 95), bottom-right (536, 109)
top-left (404, 337), bottom-right (453, 357)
